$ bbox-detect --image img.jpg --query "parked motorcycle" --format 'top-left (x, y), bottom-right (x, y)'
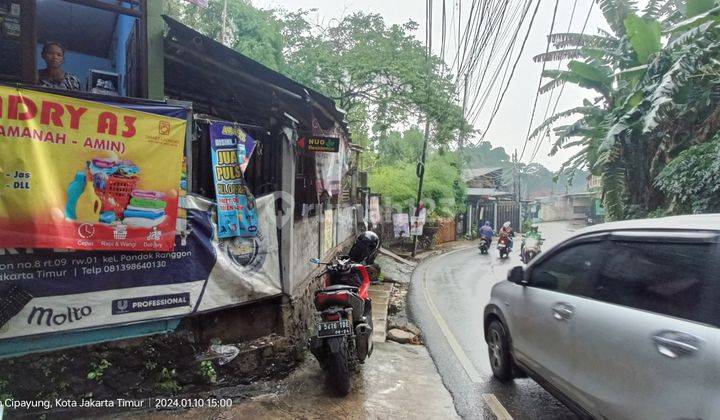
top-left (497, 235), bottom-right (510, 259)
top-left (478, 236), bottom-right (491, 254)
top-left (308, 231), bottom-right (379, 396)
top-left (521, 236), bottom-right (543, 263)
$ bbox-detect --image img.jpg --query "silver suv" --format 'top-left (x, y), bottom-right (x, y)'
top-left (484, 214), bottom-right (720, 420)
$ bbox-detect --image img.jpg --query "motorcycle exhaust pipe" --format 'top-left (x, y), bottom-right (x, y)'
top-left (355, 323), bottom-right (373, 361)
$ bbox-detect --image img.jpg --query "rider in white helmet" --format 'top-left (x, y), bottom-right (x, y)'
top-left (499, 221), bottom-right (515, 252)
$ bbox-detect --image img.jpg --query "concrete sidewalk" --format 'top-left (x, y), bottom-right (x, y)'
top-left (369, 282), bottom-right (393, 342)
top-left (127, 341), bottom-right (458, 420)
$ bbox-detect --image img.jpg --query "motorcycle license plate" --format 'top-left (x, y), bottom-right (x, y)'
top-left (317, 320), bottom-right (352, 338)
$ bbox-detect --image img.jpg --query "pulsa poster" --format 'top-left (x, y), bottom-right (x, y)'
top-left (209, 121), bottom-right (258, 239)
top-left (0, 86), bottom-right (187, 251)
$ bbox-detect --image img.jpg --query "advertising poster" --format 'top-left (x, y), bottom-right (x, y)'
top-left (311, 118), bottom-right (348, 196)
top-left (393, 213), bottom-right (410, 238)
top-left (0, 86), bottom-right (186, 251)
top-left (209, 121), bottom-right (258, 239)
top-left (410, 206), bottom-right (427, 236)
top-left (369, 195), bottom-right (381, 226)
top-left (0, 194), bottom-right (281, 344)
top-left (321, 209), bottom-right (334, 258)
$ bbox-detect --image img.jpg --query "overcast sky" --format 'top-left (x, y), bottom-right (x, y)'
top-left (255, 0), bottom-right (611, 171)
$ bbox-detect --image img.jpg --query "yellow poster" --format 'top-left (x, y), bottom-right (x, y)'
top-left (0, 85), bottom-right (186, 251)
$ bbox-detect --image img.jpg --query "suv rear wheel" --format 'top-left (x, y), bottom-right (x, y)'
top-left (488, 320), bottom-right (513, 382)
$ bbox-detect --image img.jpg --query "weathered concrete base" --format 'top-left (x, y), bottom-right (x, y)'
top-left (124, 341), bottom-right (459, 420)
top-left (0, 297), bottom-right (307, 419)
top-left (368, 283), bottom-right (393, 343)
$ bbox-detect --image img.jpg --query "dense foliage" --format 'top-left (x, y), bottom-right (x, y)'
top-left (534, 0), bottom-right (720, 218)
top-left (655, 135), bottom-right (720, 213)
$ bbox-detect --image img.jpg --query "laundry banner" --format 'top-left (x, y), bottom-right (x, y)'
top-left (209, 121), bottom-right (258, 239)
top-left (0, 194), bottom-right (281, 343)
top-left (0, 86), bottom-right (187, 251)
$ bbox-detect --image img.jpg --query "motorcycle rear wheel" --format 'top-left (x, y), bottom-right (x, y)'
top-left (327, 337), bottom-right (352, 396)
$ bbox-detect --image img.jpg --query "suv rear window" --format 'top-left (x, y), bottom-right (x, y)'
top-left (594, 241), bottom-right (720, 328)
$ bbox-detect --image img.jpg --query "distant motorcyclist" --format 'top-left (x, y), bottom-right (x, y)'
top-left (479, 221), bottom-right (494, 243)
top-left (477, 221), bottom-right (493, 254)
top-left (498, 221), bottom-right (515, 252)
top-left (521, 224), bottom-right (542, 257)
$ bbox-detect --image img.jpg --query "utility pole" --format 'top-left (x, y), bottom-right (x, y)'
top-left (412, 0), bottom-right (433, 257)
top-left (513, 149), bottom-right (523, 231)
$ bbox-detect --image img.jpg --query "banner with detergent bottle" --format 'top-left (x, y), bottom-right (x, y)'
top-left (0, 85), bottom-right (187, 252)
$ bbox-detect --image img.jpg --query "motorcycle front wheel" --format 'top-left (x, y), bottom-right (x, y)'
top-left (326, 336), bottom-right (351, 396)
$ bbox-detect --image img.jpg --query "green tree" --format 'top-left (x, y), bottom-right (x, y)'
top-left (377, 128), bottom-right (425, 166)
top-left (462, 141), bottom-right (510, 167)
top-left (165, 0), bottom-right (287, 71)
top-left (280, 12), bottom-right (468, 148)
top-left (369, 151), bottom-right (466, 217)
top-left (532, 0), bottom-right (720, 219)
top-left (655, 135), bottom-right (720, 213)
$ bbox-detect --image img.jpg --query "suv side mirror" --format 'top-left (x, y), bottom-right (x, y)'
top-left (508, 266), bottom-right (525, 284)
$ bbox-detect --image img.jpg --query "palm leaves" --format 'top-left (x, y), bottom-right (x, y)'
top-left (596, 0), bottom-right (638, 36)
top-left (530, 0), bottom-right (720, 219)
top-left (624, 14), bottom-right (662, 63)
top-left (529, 106), bottom-right (598, 141)
top-left (546, 33), bottom-right (620, 49)
top-left (642, 0), bottom-right (675, 20)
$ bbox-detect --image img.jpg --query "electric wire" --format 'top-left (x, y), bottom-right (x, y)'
top-left (466, 0), bottom-right (528, 123)
top-left (528, 0), bottom-right (578, 164)
top-left (527, 0), bottom-right (595, 164)
top-left (475, 0), bottom-right (544, 144)
top-left (518, 0), bottom-right (560, 161)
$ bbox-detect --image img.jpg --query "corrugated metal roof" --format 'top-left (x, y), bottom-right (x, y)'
top-left (461, 167), bottom-right (503, 182)
top-left (467, 188), bottom-right (514, 197)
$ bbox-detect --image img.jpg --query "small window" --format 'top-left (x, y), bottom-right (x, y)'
top-left (593, 241), bottom-right (720, 327)
top-left (529, 242), bottom-right (602, 296)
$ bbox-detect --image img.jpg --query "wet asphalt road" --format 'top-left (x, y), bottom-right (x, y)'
top-left (409, 222), bottom-right (581, 420)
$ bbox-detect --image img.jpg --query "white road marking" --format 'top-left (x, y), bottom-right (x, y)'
top-left (420, 247), bottom-right (484, 383)
top-left (483, 393), bottom-right (513, 420)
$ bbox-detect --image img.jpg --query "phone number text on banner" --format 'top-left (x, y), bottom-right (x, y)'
top-left (0, 86), bottom-right (187, 251)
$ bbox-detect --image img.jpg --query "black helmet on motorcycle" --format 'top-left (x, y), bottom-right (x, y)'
top-left (348, 231), bottom-right (380, 263)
